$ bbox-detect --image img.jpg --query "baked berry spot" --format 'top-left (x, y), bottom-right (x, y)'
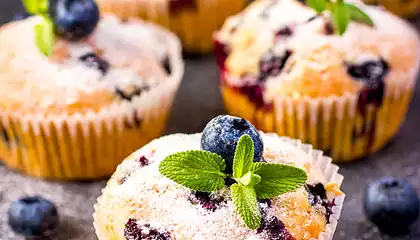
top-left (257, 200), bottom-right (295, 240)
top-left (275, 26), bottom-right (293, 38)
top-left (137, 156), bottom-right (149, 167)
top-left (124, 219), bottom-right (172, 240)
top-left (214, 40), bottom-right (229, 71)
top-left (259, 50), bottom-right (293, 82)
top-left (115, 86), bottom-right (150, 101)
top-left (79, 53), bottom-right (110, 75)
top-left (169, 0), bottom-right (197, 14)
top-left (161, 56), bottom-right (172, 75)
top-left (347, 59), bottom-right (390, 146)
top-left (324, 21), bottom-right (334, 35)
top-left (306, 183), bottom-right (335, 223)
top-left (189, 192), bottom-right (224, 212)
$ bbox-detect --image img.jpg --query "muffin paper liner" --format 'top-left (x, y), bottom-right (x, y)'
top-left (279, 136), bottom-right (345, 240)
top-left (0, 25), bottom-right (184, 180)
top-left (97, 0), bottom-right (248, 53)
top-left (222, 66), bottom-right (417, 162)
top-left (92, 134), bottom-right (345, 240)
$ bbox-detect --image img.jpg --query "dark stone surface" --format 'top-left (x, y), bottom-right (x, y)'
top-left (1, 2), bottom-right (420, 240)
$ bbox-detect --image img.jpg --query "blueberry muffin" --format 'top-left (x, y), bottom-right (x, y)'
top-left (214, 0), bottom-right (420, 161)
top-left (0, 0), bottom-right (183, 180)
top-left (93, 115), bottom-right (345, 240)
top-left (96, 0), bottom-right (254, 53)
top-left (364, 0), bottom-right (420, 18)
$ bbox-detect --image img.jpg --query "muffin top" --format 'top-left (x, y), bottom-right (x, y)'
top-left (216, 0), bottom-right (420, 100)
top-left (93, 133), bottom-right (344, 240)
top-left (0, 14), bottom-right (181, 116)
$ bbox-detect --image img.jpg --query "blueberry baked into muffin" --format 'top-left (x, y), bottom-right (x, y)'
top-left (215, 0), bottom-right (420, 161)
top-left (96, 0), bottom-right (254, 53)
top-left (93, 115), bottom-right (345, 240)
top-left (0, 0), bottom-right (183, 180)
top-left (364, 0), bottom-right (420, 18)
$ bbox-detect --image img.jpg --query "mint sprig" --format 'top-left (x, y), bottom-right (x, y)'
top-left (158, 135), bottom-right (307, 229)
top-left (305, 0), bottom-right (374, 35)
top-left (22, 0), bottom-right (54, 56)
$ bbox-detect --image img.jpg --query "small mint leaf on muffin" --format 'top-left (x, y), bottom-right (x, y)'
top-left (306, 0), bottom-right (327, 13)
top-left (251, 163), bottom-right (307, 199)
top-left (345, 3), bottom-right (374, 27)
top-left (238, 172), bottom-right (261, 187)
top-left (158, 150), bottom-right (227, 192)
top-left (331, 0), bottom-right (350, 35)
top-left (304, 0), bottom-right (374, 35)
top-left (23, 0), bottom-right (48, 14)
top-left (231, 184), bottom-right (261, 230)
top-left (34, 15), bottom-right (54, 56)
top-left (21, 0), bottom-right (54, 56)
top-left (233, 134), bottom-right (254, 179)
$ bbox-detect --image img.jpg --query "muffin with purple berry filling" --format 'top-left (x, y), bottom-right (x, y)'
top-left (214, 0), bottom-right (420, 162)
top-left (95, 0), bottom-right (253, 53)
top-left (0, 0), bottom-right (183, 180)
top-left (93, 115), bottom-right (345, 240)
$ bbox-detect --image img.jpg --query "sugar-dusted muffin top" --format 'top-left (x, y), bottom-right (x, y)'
top-left (93, 133), bottom-right (344, 240)
top-left (0, 14), bottom-right (181, 115)
top-left (216, 0), bottom-right (420, 100)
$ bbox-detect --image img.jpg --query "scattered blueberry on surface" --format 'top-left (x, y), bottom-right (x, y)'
top-left (49, 0), bottom-right (100, 41)
top-left (364, 176), bottom-right (419, 236)
top-left (11, 12), bottom-right (31, 22)
top-left (79, 53), bottom-right (110, 75)
top-left (8, 196), bottom-right (59, 237)
top-left (201, 115), bottom-right (264, 173)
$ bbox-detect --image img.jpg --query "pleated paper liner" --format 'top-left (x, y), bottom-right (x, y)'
top-left (97, 0), bottom-right (249, 53)
top-left (92, 134), bottom-right (345, 240)
top-left (0, 29), bottom-right (184, 180)
top-left (222, 72), bottom-right (417, 162)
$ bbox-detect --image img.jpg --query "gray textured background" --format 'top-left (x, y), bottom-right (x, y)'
top-left (1, 2), bottom-right (420, 240)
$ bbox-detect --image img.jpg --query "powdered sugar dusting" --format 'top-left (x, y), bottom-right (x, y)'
top-left (94, 133), bottom-right (343, 240)
top-left (0, 15), bottom-right (171, 113)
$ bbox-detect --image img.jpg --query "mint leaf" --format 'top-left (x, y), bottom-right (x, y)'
top-left (23, 0), bottom-right (49, 14)
top-left (233, 135), bottom-right (254, 179)
top-left (159, 150), bottom-right (227, 192)
top-left (35, 15), bottom-right (54, 56)
top-left (306, 0), bottom-right (327, 13)
top-left (331, 0), bottom-right (350, 35)
top-left (231, 184), bottom-right (261, 229)
top-left (345, 3), bottom-right (374, 27)
top-left (239, 172), bottom-right (261, 187)
top-left (251, 163), bottom-right (307, 199)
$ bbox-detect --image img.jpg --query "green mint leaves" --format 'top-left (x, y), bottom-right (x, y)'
top-left (306, 0), bottom-right (374, 35)
top-left (159, 150), bottom-right (227, 192)
top-left (158, 135), bottom-right (307, 230)
top-left (21, 0), bottom-right (54, 56)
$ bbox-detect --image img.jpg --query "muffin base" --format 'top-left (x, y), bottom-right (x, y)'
top-left (93, 134), bottom-right (345, 240)
top-left (98, 0), bottom-right (248, 53)
top-left (0, 24), bottom-right (184, 180)
top-left (221, 76), bottom-right (415, 162)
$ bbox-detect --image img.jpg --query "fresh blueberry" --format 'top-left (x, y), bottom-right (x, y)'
top-left (79, 53), bottom-right (110, 75)
top-left (11, 12), bottom-right (32, 22)
top-left (364, 177), bottom-right (419, 236)
top-left (201, 115), bottom-right (263, 173)
top-left (49, 0), bottom-right (100, 41)
top-left (8, 196), bottom-right (59, 237)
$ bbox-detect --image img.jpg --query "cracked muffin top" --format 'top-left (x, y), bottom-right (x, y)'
top-left (94, 132), bottom-right (344, 240)
top-left (0, 14), bottom-right (181, 115)
top-left (215, 0), bottom-right (420, 100)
